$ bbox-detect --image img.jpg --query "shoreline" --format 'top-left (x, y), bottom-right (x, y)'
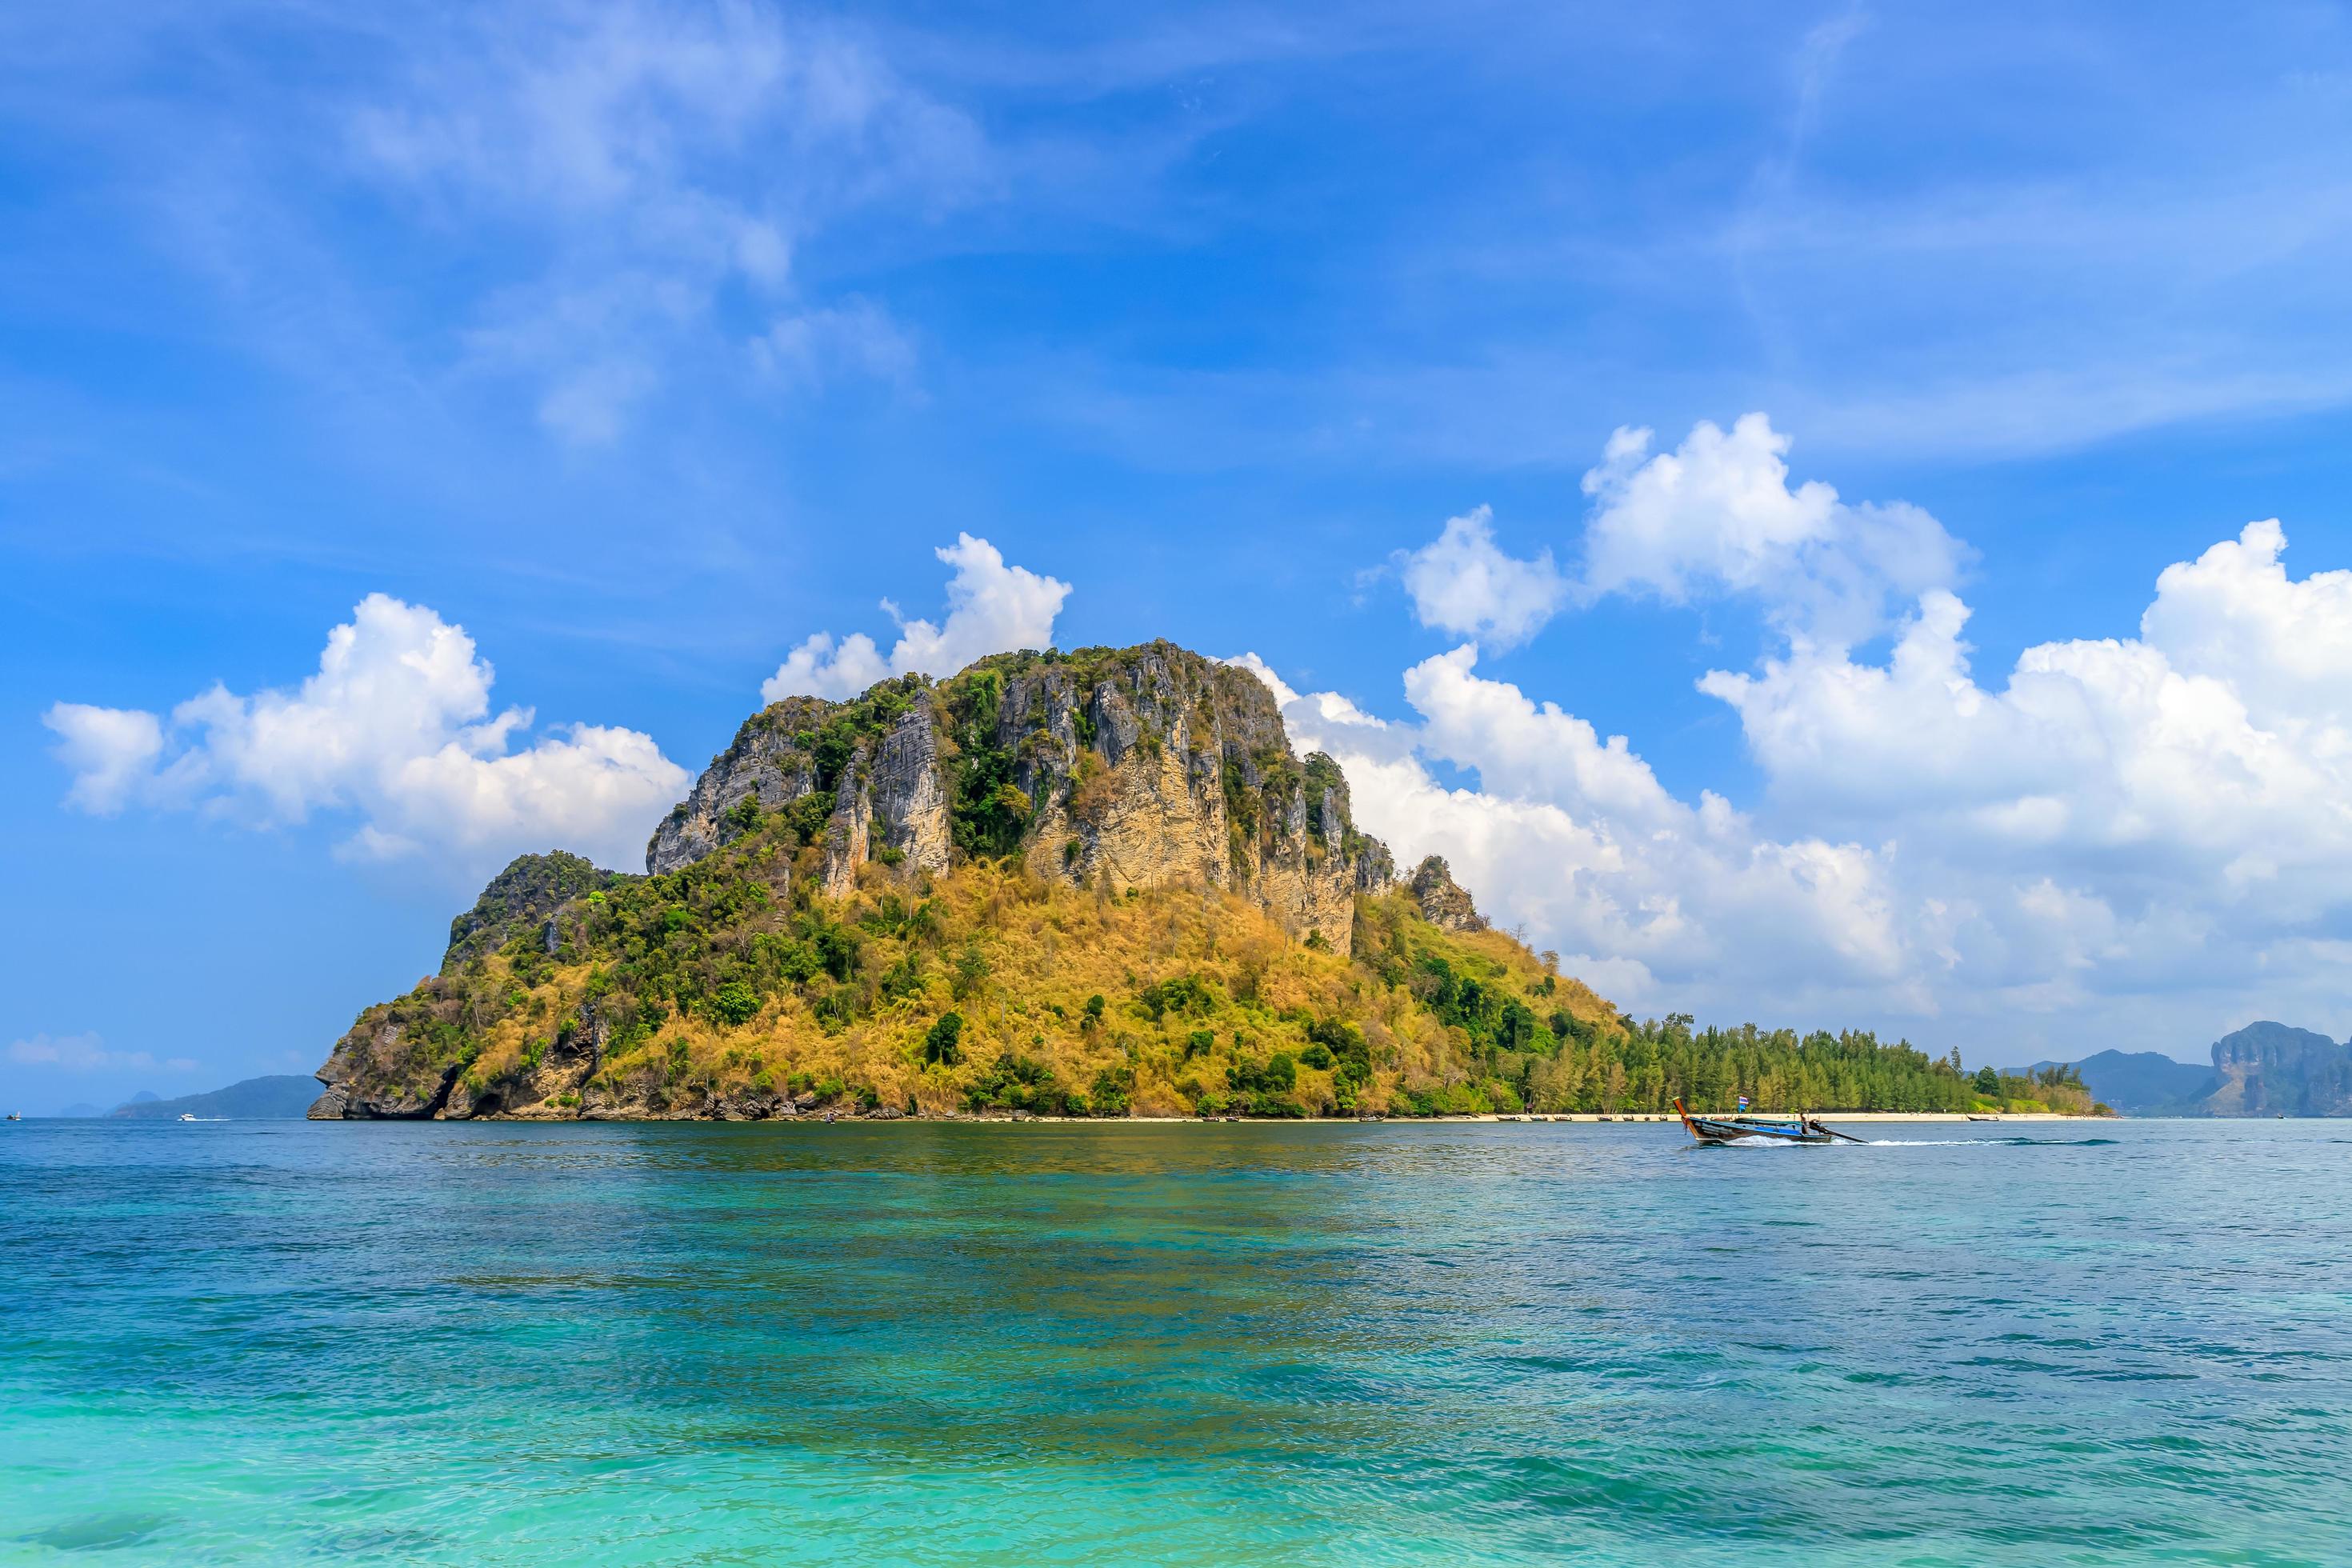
top-left (522, 1107), bottom-right (2091, 1126)
top-left (1002, 1110), bottom-right (2086, 1124)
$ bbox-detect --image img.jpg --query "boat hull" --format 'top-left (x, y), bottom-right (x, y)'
top-left (1673, 1098), bottom-right (1840, 1145)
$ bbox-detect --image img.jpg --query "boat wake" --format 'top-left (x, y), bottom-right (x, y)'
top-left (1699, 1129), bottom-right (2125, 1150)
top-left (1863, 1135), bottom-right (2122, 1147)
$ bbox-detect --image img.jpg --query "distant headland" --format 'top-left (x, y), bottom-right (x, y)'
top-left (2011, 1022), bottom-right (2352, 1117)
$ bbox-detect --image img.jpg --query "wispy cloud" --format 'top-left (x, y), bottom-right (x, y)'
top-left (348, 2), bottom-right (986, 442)
top-left (751, 296), bottom-right (921, 397)
top-left (8, 1032), bottom-right (198, 1075)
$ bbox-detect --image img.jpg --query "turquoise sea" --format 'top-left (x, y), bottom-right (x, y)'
top-left (4, 1118), bottom-right (2349, 1565)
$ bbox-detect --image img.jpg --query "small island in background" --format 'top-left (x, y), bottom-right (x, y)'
top-left (306, 642), bottom-right (2102, 1124)
top-left (42, 1076), bottom-right (323, 1120)
top-left (2012, 1022), bottom-right (2352, 1117)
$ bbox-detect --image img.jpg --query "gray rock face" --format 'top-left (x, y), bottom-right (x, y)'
top-left (1407, 855), bottom-right (1488, 933)
top-left (646, 718), bottom-right (818, 875)
top-left (819, 739), bottom-right (876, 898)
top-left (640, 642), bottom-right (1398, 949)
top-left (814, 708), bottom-right (958, 897)
top-left (310, 1019), bottom-right (461, 1119)
top-left (2204, 1022), bottom-right (2352, 1116)
top-left (870, 706), bottom-right (954, 869)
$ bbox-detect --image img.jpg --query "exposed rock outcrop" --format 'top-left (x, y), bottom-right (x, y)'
top-left (310, 1018), bottom-right (462, 1119)
top-left (870, 705), bottom-right (954, 868)
top-left (442, 850), bottom-right (630, 975)
top-left (646, 705), bottom-right (822, 875)
top-left (640, 642), bottom-right (1400, 950)
top-left (310, 640), bottom-right (1531, 1124)
top-left (2203, 1022), bottom-right (2352, 1116)
top-left (1407, 855), bottom-right (1487, 933)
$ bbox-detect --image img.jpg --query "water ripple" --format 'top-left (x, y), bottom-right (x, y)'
top-left (2, 1118), bottom-right (2348, 1564)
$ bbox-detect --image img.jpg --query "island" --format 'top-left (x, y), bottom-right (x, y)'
top-left (310, 642), bottom-right (2089, 1122)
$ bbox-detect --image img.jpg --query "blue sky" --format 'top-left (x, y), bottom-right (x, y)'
top-left (8, 1), bottom-right (2352, 1110)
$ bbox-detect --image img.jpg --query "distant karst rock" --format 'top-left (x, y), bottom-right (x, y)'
top-left (2202, 1021), bottom-right (2352, 1117)
top-left (2027, 1026), bottom-right (2352, 1117)
top-left (2011, 1050), bottom-right (2218, 1116)
top-left (1406, 855), bottom-right (1487, 934)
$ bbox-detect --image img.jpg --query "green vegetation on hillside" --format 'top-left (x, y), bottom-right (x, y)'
top-left (340, 818), bottom-right (2071, 1119)
top-left (1590, 1018), bottom-right (2099, 1115)
top-left (1967, 1062), bottom-right (2102, 1116)
top-left (356, 821), bottom-right (1622, 1118)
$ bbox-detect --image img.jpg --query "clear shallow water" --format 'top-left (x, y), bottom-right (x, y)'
top-left (3, 1119), bottom-right (2348, 1566)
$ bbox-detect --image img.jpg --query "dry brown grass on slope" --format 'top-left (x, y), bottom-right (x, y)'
top-left (522, 862), bottom-right (1594, 1118)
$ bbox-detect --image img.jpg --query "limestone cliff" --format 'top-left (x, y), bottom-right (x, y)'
top-left (1406, 856), bottom-right (1486, 934)
top-left (646, 642), bottom-right (1398, 949)
top-left (2201, 1022), bottom-right (2352, 1116)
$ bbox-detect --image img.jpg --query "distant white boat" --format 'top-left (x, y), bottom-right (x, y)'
top-left (179, 1113), bottom-right (197, 1122)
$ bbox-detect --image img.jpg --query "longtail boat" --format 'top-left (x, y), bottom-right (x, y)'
top-left (1673, 1097), bottom-right (1862, 1146)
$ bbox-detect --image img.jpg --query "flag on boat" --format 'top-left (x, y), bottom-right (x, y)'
top-left (1735, 1095), bottom-right (1750, 1111)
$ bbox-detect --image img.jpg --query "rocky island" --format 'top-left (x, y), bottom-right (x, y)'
top-left (310, 642), bottom-right (1603, 1121)
top-left (310, 640), bottom-right (2018, 1122)
top-left (2008, 1022), bottom-right (2352, 1117)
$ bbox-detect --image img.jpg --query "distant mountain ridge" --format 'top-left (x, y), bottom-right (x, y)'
top-left (2010, 1050), bottom-right (2218, 1115)
top-left (107, 1075), bottom-right (322, 1120)
top-left (2018, 1022), bottom-right (2352, 1117)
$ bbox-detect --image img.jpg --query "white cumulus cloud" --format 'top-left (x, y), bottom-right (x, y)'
top-left (1698, 519), bottom-right (2352, 927)
top-left (43, 704), bottom-right (166, 814)
top-left (1579, 412), bottom-right (1971, 645)
top-left (44, 594), bottom-right (688, 875)
top-left (1242, 648), bottom-right (1914, 1020)
top-left (1395, 506), bottom-right (1570, 647)
top-left (762, 534), bottom-right (1072, 702)
top-left (1248, 492), bottom-right (2352, 1056)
